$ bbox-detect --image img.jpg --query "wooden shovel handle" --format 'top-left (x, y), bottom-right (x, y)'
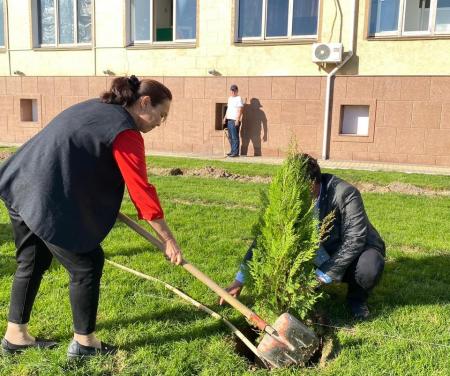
top-left (117, 212), bottom-right (268, 331)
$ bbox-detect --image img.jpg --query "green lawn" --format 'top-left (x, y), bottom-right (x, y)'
top-left (1, 155), bottom-right (449, 375)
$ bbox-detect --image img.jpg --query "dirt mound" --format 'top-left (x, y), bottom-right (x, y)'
top-left (355, 182), bottom-right (450, 197)
top-left (148, 166), bottom-right (272, 183)
top-left (0, 151), bottom-right (12, 161)
top-left (149, 166), bottom-right (450, 196)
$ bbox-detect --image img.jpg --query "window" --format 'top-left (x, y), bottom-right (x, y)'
top-left (130, 0), bottom-right (197, 44)
top-left (215, 103), bottom-right (227, 131)
top-left (369, 0), bottom-right (450, 37)
top-left (341, 106), bottom-right (369, 136)
top-left (20, 99), bottom-right (39, 122)
top-left (35, 0), bottom-right (92, 46)
top-left (236, 0), bottom-right (319, 41)
top-left (0, 0), bottom-right (4, 48)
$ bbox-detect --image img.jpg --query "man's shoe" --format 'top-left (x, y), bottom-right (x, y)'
top-left (228, 154), bottom-right (239, 158)
top-left (226, 152), bottom-right (233, 156)
top-left (347, 298), bottom-right (370, 320)
top-left (67, 340), bottom-right (117, 359)
top-left (1, 338), bottom-right (58, 354)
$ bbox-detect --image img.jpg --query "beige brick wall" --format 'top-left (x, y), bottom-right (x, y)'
top-left (1, 75), bottom-right (450, 167)
top-left (330, 76), bottom-right (450, 167)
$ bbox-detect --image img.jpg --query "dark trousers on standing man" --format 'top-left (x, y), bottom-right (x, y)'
top-left (226, 119), bottom-right (240, 156)
top-left (6, 205), bottom-right (104, 335)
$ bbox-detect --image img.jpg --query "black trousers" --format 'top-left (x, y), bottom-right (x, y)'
top-left (7, 206), bottom-right (104, 335)
top-left (244, 241), bottom-right (384, 302)
top-left (342, 247), bottom-right (385, 302)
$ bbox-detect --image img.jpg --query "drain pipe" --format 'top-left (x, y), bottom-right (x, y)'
top-left (321, 0), bottom-right (358, 160)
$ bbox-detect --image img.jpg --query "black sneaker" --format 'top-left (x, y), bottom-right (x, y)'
top-left (1, 337), bottom-right (58, 354)
top-left (226, 152), bottom-right (233, 156)
top-left (228, 154), bottom-right (239, 158)
top-left (347, 298), bottom-right (370, 320)
top-left (67, 339), bottom-right (118, 359)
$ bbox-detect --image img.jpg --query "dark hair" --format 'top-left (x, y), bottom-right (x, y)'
top-left (100, 75), bottom-right (172, 107)
top-left (299, 153), bottom-right (321, 184)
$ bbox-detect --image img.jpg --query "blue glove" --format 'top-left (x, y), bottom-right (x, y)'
top-left (315, 269), bottom-right (332, 284)
top-left (314, 246), bottom-right (330, 267)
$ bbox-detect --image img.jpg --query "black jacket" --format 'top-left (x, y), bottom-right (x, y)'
top-left (318, 173), bottom-right (385, 281)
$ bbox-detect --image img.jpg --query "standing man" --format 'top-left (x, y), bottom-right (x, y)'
top-left (223, 85), bottom-right (244, 157)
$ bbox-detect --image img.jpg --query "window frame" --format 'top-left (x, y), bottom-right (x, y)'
top-left (0, 0), bottom-right (5, 49)
top-left (32, 0), bottom-right (93, 48)
top-left (129, 0), bottom-right (197, 45)
top-left (368, 0), bottom-right (450, 38)
top-left (235, 0), bottom-right (320, 43)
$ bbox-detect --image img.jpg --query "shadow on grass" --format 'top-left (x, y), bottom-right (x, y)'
top-left (98, 304), bottom-right (226, 350)
top-left (0, 223), bottom-right (13, 242)
top-left (317, 253), bottom-right (450, 325)
top-left (124, 320), bottom-right (225, 350)
top-left (0, 254), bottom-right (16, 275)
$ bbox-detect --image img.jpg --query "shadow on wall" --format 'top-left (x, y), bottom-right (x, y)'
top-left (240, 98), bottom-right (268, 157)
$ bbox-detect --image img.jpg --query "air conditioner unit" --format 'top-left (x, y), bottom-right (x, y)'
top-left (312, 43), bottom-right (343, 63)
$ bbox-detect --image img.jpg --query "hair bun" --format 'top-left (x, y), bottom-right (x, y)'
top-left (128, 75), bottom-right (141, 92)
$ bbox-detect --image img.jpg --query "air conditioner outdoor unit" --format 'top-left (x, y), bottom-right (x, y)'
top-left (312, 43), bottom-right (343, 63)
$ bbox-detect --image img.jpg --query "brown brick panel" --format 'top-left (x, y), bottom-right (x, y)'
top-left (184, 77), bottom-right (205, 99)
top-left (346, 76), bottom-right (374, 99)
top-left (37, 77), bottom-right (55, 95)
top-left (400, 77), bottom-right (430, 101)
top-left (383, 101), bottom-right (412, 128)
top-left (70, 77), bottom-right (89, 96)
top-left (205, 77), bottom-right (227, 99)
top-left (272, 77), bottom-right (296, 100)
top-left (411, 102), bottom-right (441, 129)
top-left (248, 77), bottom-right (272, 100)
top-left (6, 77), bottom-right (22, 95)
top-left (163, 77), bottom-right (185, 99)
top-left (296, 77), bottom-right (321, 100)
top-left (372, 77), bottom-right (401, 100)
top-left (430, 77), bottom-right (450, 101)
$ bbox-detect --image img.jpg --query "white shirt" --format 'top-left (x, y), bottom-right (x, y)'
top-left (225, 96), bottom-right (244, 121)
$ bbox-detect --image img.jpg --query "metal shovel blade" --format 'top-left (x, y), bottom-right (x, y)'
top-left (256, 313), bottom-right (319, 368)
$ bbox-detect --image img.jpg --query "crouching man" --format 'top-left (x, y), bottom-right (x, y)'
top-left (220, 154), bottom-right (386, 320)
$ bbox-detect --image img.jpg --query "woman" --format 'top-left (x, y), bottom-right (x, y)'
top-left (0, 76), bottom-right (182, 358)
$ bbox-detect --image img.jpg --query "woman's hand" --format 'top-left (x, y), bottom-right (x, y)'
top-left (163, 238), bottom-right (183, 265)
top-left (147, 218), bottom-right (183, 266)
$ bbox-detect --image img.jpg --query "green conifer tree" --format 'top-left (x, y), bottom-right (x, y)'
top-left (247, 150), bottom-right (332, 322)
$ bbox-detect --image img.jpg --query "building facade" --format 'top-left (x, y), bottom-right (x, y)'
top-left (0, 0), bottom-right (449, 166)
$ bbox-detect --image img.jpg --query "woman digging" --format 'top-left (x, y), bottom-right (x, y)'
top-left (0, 76), bottom-right (182, 358)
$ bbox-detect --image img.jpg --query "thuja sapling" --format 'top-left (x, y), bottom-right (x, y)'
top-left (246, 150), bottom-right (334, 322)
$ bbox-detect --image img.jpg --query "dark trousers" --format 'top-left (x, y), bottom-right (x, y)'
top-left (243, 243), bottom-right (384, 302)
top-left (342, 247), bottom-right (385, 302)
top-left (7, 206), bottom-right (104, 335)
top-left (226, 119), bottom-right (240, 155)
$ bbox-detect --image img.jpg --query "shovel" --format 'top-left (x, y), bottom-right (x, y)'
top-left (117, 212), bottom-right (319, 368)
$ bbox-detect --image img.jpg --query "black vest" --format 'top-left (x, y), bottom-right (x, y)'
top-left (0, 99), bottom-right (137, 252)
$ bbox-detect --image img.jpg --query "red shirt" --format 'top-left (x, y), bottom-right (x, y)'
top-left (112, 130), bottom-right (164, 221)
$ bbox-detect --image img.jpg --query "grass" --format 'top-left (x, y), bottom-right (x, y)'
top-left (0, 154), bottom-right (449, 375)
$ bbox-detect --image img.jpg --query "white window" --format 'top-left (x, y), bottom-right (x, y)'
top-left (0, 0), bottom-right (5, 48)
top-left (130, 0), bottom-right (197, 44)
top-left (341, 106), bottom-right (370, 136)
top-left (369, 0), bottom-right (450, 37)
top-left (236, 0), bottom-right (319, 41)
top-left (34, 0), bottom-right (92, 47)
